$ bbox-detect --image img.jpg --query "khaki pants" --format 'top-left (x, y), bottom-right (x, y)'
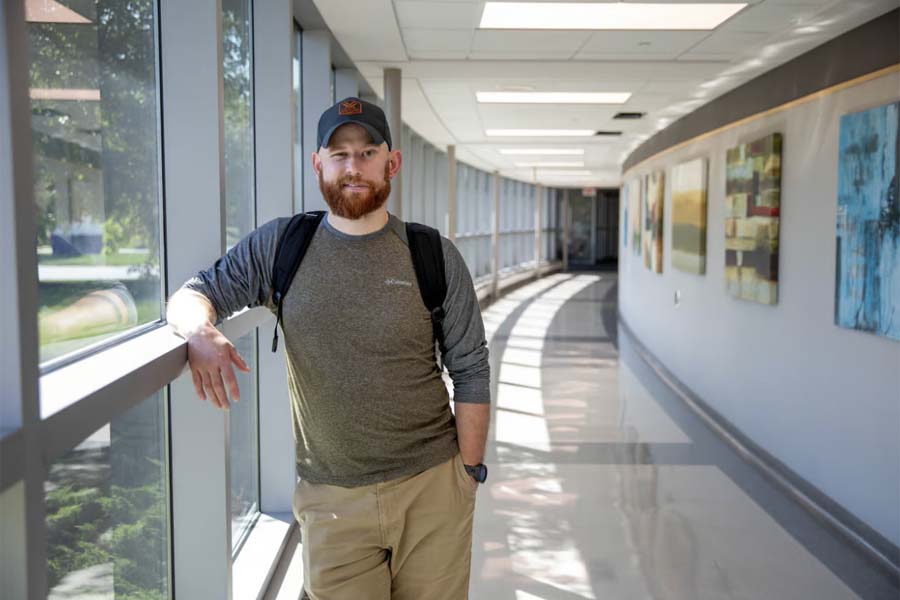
top-left (293, 453), bottom-right (478, 600)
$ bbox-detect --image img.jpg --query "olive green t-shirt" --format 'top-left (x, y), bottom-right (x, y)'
top-left (182, 213), bottom-right (490, 487)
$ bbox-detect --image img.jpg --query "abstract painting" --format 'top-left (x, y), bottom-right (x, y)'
top-left (643, 170), bottom-right (664, 273)
top-left (835, 101), bottom-right (900, 341)
top-left (725, 133), bottom-right (782, 304)
top-left (671, 157), bottom-right (708, 275)
top-left (628, 177), bottom-right (642, 256)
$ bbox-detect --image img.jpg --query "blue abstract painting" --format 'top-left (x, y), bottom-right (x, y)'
top-left (835, 101), bottom-right (900, 341)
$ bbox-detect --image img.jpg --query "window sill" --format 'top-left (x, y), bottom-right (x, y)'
top-left (38, 307), bottom-right (271, 464)
top-left (232, 512), bottom-right (297, 600)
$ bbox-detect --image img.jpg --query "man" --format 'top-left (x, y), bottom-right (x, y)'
top-left (166, 97), bottom-right (491, 600)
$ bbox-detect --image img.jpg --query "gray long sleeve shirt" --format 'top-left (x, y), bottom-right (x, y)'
top-left (182, 213), bottom-right (490, 487)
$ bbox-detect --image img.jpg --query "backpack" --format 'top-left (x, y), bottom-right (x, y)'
top-left (269, 211), bottom-right (448, 368)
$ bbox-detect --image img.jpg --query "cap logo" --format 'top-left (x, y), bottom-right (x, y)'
top-left (339, 100), bottom-right (362, 116)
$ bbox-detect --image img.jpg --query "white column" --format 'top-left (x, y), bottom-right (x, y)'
top-left (0, 0), bottom-right (45, 596)
top-left (252, 0), bottom-right (295, 515)
top-left (301, 30), bottom-right (332, 213)
top-left (447, 145), bottom-right (457, 242)
top-left (334, 68), bottom-right (358, 100)
top-left (562, 188), bottom-right (570, 271)
top-left (492, 171), bottom-right (501, 299)
top-left (161, 0), bottom-right (232, 597)
top-left (384, 67), bottom-right (402, 218)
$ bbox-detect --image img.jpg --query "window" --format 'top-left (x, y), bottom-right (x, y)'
top-left (222, 0), bottom-right (260, 555)
top-left (45, 391), bottom-right (170, 598)
top-left (230, 330), bottom-right (259, 553)
top-left (222, 0), bottom-right (255, 246)
top-left (293, 25), bottom-right (303, 213)
top-left (27, 1), bottom-right (163, 366)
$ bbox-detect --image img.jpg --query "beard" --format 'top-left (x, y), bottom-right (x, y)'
top-left (318, 162), bottom-right (392, 220)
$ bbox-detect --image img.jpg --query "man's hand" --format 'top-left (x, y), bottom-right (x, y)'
top-left (186, 324), bottom-right (250, 409)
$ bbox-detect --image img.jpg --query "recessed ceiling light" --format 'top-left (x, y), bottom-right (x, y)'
top-left (540, 170), bottom-right (593, 176)
top-left (486, 129), bottom-right (596, 137)
top-left (479, 2), bottom-right (747, 30)
top-left (515, 162), bottom-right (585, 168)
top-left (477, 91), bottom-right (631, 104)
top-left (499, 149), bottom-right (585, 155)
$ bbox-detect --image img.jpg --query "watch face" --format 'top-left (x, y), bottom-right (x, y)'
top-left (475, 464), bottom-right (488, 483)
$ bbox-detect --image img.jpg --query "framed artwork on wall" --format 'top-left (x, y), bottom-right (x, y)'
top-left (835, 101), bottom-right (900, 341)
top-left (628, 177), bottom-right (642, 256)
top-left (725, 133), bottom-right (782, 305)
top-left (671, 157), bottom-right (709, 275)
top-left (643, 171), bottom-right (665, 273)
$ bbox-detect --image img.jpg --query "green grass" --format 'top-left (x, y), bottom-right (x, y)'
top-left (38, 252), bottom-right (152, 267)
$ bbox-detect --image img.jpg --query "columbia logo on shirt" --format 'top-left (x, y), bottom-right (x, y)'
top-left (385, 278), bottom-right (412, 287)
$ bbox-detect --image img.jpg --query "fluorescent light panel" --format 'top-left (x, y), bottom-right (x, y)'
top-left (487, 129), bottom-right (595, 137)
top-left (477, 91), bottom-right (631, 104)
top-left (499, 149), bottom-right (585, 155)
top-left (541, 170), bottom-right (593, 176)
top-left (480, 2), bottom-right (747, 30)
top-left (515, 162), bottom-right (585, 168)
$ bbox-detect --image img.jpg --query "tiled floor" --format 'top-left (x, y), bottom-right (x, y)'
top-left (266, 272), bottom-right (898, 599)
top-left (472, 273), bottom-right (898, 600)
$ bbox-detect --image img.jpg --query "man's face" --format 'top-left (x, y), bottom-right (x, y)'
top-left (315, 123), bottom-right (393, 220)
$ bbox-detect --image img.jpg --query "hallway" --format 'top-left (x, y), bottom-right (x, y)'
top-left (471, 273), bottom-right (898, 600)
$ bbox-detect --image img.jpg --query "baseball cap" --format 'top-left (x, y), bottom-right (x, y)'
top-left (317, 97), bottom-right (392, 150)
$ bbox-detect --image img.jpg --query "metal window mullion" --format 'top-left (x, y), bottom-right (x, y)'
top-left (384, 67), bottom-right (402, 218)
top-left (301, 30), bottom-right (332, 213)
top-left (333, 68), bottom-right (358, 101)
top-left (160, 0), bottom-right (232, 597)
top-left (1, 0), bottom-right (47, 596)
top-left (253, 0), bottom-right (295, 515)
top-left (447, 145), bottom-right (456, 242)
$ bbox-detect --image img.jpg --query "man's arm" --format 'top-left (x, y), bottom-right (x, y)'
top-left (438, 237), bottom-right (492, 469)
top-left (455, 403), bottom-right (490, 466)
top-left (167, 218), bottom-right (286, 409)
top-left (167, 289), bottom-right (248, 410)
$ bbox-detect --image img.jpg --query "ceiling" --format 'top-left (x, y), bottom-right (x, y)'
top-left (312, 0), bottom-right (898, 187)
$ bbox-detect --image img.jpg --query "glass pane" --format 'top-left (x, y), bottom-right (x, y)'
top-left (223, 0), bottom-right (254, 246)
top-left (230, 331), bottom-right (259, 553)
top-left (45, 391), bottom-right (169, 598)
top-left (28, 1), bottom-right (163, 365)
top-left (293, 27), bottom-right (303, 213)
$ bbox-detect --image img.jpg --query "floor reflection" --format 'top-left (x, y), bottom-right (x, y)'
top-left (470, 273), bottom-right (896, 600)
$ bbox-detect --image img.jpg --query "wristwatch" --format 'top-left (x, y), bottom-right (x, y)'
top-left (464, 463), bottom-right (488, 484)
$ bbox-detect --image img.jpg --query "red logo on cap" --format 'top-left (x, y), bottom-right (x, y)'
top-left (339, 100), bottom-right (362, 115)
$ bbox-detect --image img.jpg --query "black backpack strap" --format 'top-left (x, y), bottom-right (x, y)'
top-left (270, 210), bottom-right (326, 352)
top-left (406, 222), bottom-right (448, 369)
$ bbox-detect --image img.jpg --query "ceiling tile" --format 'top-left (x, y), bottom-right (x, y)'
top-left (478, 104), bottom-right (624, 130)
top-left (395, 1), bottom-right (482, 29)
top-left (314, 0), bottom-right (407, 61)
top-left (576, 30), bottom-right (710, 60)
top-left (719, 3), bottom-right (823, 33)
top-left (685, 30), bottom-right (770, 55)
top-left (470, 30), bottom-right (592, 54)
top-left (402, 28), bottom-right (472, 51)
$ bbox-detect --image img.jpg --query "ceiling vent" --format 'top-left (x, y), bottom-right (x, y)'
top-left (613, 112), bottom-right (645, 120)
top-left (594, 131), bottom-right (623, 136)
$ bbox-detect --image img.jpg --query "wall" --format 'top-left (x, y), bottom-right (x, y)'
top-left (619, 69), bottom-right (900, 548)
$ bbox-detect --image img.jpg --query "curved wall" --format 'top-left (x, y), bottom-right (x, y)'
top-left (619, 65), bottom-right (900, 552)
